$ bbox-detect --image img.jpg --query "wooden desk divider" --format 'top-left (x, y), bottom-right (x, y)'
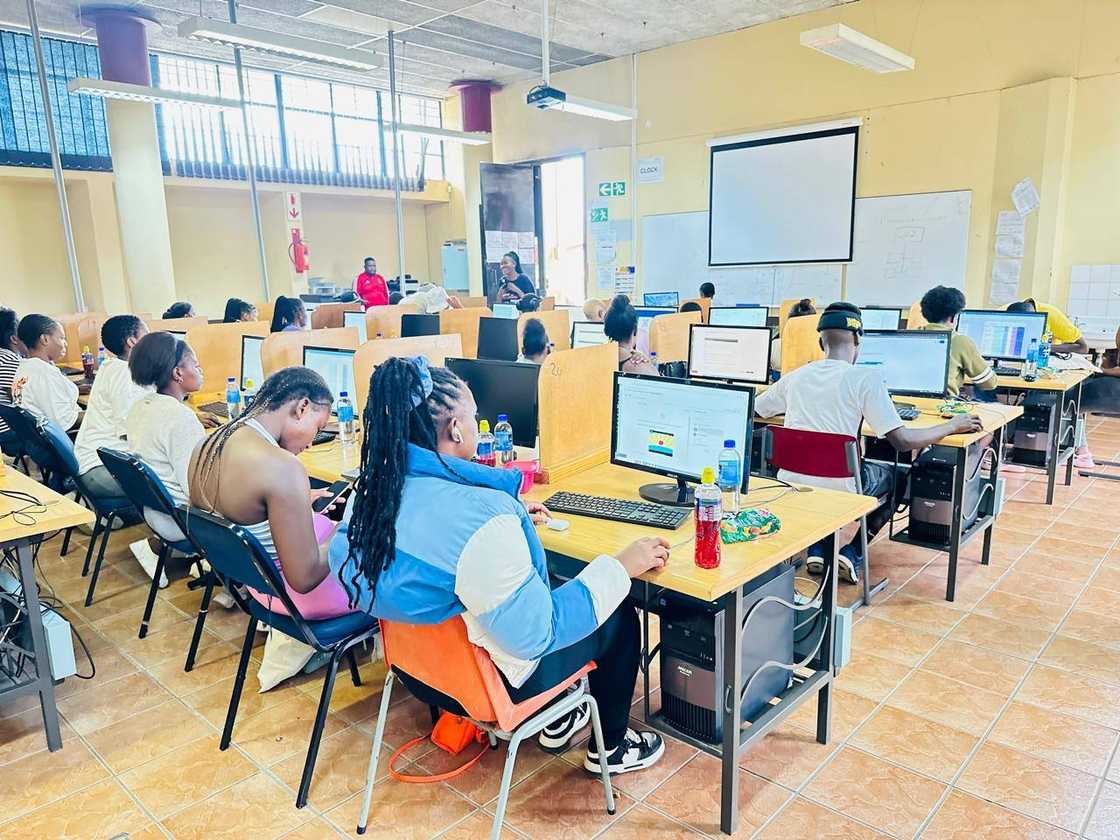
top-left (310, 301), bottom-right (364, 330)
top-left (518, 309), bottom-right (572, 352)
top-left (353, 334), bottom-right (463, 413)
top-left (185, 320), bottom-right (270, 394)
top-left (261, 327), bottom-right (359, 377)
top-left (537, 343), bottom-right (618, 484)
top-left (76, 314), bottom-right (108, 359)
top-left (364, 303), bottom-right (417, 340)
top-left (143, 316), bottom-right (209, 335)
top-left (540, 296), bottom-right (556, 311)
top-left (682, 298), bottom-right (711, 322)
top-left (648, 311), bottom-right (702, 361)
top-left (779, 298), bottom-right (816, 334)
top-left (780, 313), bottom-right (825, 375)
top-left (256, 300), bottom-right (275, 324)
top-left (457, 296), bottom-right (487, 309)
top-left (439, 307), bottom-right (491, 359)
top-left (906, 300), bottom-right (927, 329)
top-left (57, 312), bottom-right (106, 365)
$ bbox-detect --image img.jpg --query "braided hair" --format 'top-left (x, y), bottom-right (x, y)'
top-left (341, 357), bottom-right (467, 607)
top-left (191, 365), bottom-right (333, 513)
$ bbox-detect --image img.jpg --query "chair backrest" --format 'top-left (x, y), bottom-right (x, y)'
top-left (28, 415), bottom-right (80, 478)
top-left (906, 300), bottom-right (927, 329)
top-left (97, 448), bottom-right (182, 524)
top-left (0, 404), bottom-right (66, 479)
top-left (779, 314), bottom-right (826, 376)
top-left (764, 425), bottom-right (860, 479)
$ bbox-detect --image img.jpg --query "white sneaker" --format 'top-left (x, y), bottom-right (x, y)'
top-left (213, 589), bottom-right (236, 609)
top-left (130, 539), bottom-right (169, 589)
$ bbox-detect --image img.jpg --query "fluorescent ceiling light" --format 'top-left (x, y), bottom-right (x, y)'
top-left (67, 77), bottom-right (242, 109)
top-left (178, 17), bottom-right (381, 72)
top-left (800, 23), bottom-right (915, 73)
top-left (397, 123), bottom-right (492, 146)
top-left (549, 95), bottom-right (635, 122)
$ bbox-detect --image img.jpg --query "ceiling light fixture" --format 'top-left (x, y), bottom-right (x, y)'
top-left (800, 23), bottom-right (915, 73)
top-left (67, 77), bottom-right (242, 109)
top-left (397, 123), bottom-right (492, 146)
top-left (177, 17), bottom-right (381, 72)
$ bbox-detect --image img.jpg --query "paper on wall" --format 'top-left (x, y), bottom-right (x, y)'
top-left (995, 210), bottom-right (1025, 257)
top-left (517, 231), bottom-right (536, 250)
top-left (484, 230), bottom-right (503, 258)
top-left (990, 258), bottom-right (1021, 305)
top-left (517, 247), bottom-right (536, 265)
top-left (596, 240), bottom-right (617, 264)
top-left (615, 266), bottom-right (636, 296)
top-left (597, 265), bottom-right (614, 291)
top-left (501, 231), bottom-right (520, 253)
top-left (1011, 178), bottom-right (1040, 216)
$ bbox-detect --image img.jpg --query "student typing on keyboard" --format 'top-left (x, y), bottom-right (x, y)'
top-left (755, 303), bottom-right (982, 586)
top-left (917, 286), bottom-right (999, 402)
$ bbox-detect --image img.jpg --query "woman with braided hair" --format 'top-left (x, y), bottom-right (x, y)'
top-left (328, 356), bottom-right (670, 775)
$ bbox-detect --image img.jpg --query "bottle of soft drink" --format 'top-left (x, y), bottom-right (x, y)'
top-left (96, 344), bottom-right (107, 370)
top-left (494, 414), bottom-right (515, 465)
top-left (649, 351), bottom-right (658, 373)
top-left (1023, 339), bottom-right (1039, 382)
top-left (1037, 331), bottom-right (1052, 369)
top-left (225, 376), bottom-right (242, 420)
top-left (717, 439), bottom-right (741, 515)
top-left (694, 467), bottom-right (722, 570)
top-left (337, 391), bottom-right (356, 444)
top-left (81, 346), bottom-right (94, 379)
top-left (476, 419), bottom-right (496, 467)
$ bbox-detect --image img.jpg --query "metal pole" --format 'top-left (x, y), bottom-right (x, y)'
top-left (541, 0), bottom-right (550, 85)
top-left (26, 0), bottom-right (84, 312)
top-left (388, 31), bottom-right (406, 285)
top-left (228, 0), bottom-right (270, 301)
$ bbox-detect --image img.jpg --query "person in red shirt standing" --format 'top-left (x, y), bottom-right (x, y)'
top-left (354, 257), bottom-right (388, 309)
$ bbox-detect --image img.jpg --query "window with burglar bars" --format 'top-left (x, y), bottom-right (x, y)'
top-left (0, 28), bottom-right (444, 191)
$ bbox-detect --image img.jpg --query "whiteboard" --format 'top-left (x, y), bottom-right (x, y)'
top-left (640, 211), bottom-right (842, 306)
top-left (845, 190), bottom-right (972, 306)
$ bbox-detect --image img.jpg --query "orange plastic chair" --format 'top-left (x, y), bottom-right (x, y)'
top-left (357, 617), bottom-right (615, 839)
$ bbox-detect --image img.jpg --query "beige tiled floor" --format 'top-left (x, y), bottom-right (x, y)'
top-left (2, 416), bottom-right (1120, 838)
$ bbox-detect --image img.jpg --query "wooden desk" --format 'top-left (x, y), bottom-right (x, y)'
top-left (995, 368), bottom-right (1091, 505)
top-left (300, 438), bottom-right (361, 484)
top-left (0, 468), bottom-right (94, 752)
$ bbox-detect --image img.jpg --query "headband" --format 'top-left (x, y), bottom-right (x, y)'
top-left (407, 356), bottom-right (433, 409)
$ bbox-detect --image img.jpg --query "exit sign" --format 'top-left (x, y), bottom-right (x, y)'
top-left (589, 207), bottom-right (609, 223)
top-left (598, 180), bottom-right (626, 197)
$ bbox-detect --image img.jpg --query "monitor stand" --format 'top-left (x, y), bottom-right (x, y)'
top-left (639, 477), bottom-right (695, 508)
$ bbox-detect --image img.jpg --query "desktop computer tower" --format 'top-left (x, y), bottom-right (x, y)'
top-left (1011, 395), bottom-right (1064, 467)
top-left (909, 442), bottom-right (985, 545)
top-left (656, 563), bottom-right (794, 744)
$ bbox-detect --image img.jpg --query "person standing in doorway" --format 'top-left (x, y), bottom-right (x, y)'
top-left (355, 257), bottom-right (389, 309)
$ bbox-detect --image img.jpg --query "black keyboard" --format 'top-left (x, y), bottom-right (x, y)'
top-left (994, 365), bottom-right (1021, 377)
top-left (543, 491), bottom-right (690, 530)
top-left (896, 407), bottom-right (920, 421)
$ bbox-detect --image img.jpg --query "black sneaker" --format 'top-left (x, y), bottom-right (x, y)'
top-left (538, 703), bottom-right (591, 753)
top-left (583, 728), bottom-right (664, 775)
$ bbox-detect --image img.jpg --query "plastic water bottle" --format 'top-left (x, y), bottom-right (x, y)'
top-left (242, 378), bottom-right (257, 411)
top-left (96, 344), bottom-right (106, 370)
top-left (1023, 339), bottom-right (1039, 382)
top-left (649, 351), bottom-right (658, 373)
top-left (81, 346), bottom-right (94, 379)
top-left (494, 414), bottom-right (515, 465)
top-left (225, 376), bottom-right (242, 420)
top-left (717, 439), bottom-right (741, 515)
top-left (476, 419), bottom-right (496, 467)
top-left (337, 391), bottom-right (356, 444)
top-left (1038, 332), bottom-right (1052, 369)
top-left (694, 467), bottom-right (722, 570)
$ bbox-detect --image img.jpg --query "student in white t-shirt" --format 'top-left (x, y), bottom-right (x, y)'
top-left (755, 302), bottom-right (982, 584)
top-left (13, 314), bottom-right (80, 431)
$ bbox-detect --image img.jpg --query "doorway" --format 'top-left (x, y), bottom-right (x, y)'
top-left (539, 155), bottom-right (585, 306)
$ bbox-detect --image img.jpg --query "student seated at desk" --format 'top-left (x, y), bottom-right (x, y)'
top-left (770, 298), bottom-right (815, 376)
top-left (755, 303), bottom-right (982, 584)
top-left (163, 301), bottom-right (195, 319)
top-left (518, 318), bottom-right (552, 364)
top-left (190, 366), bottom-right (354, 682)
top-left (604, 295), bottom-right (658, 376)
top-left (1007, 298), bottom-right (1089, 355)
top-left (0, 308), bottom-right (24, 455)
top-left (679, 301), bottom-right (703, 315)
top-left (223, 298), bottom-right (257, 323)
top-left (14, 314), bottom-right (81, 431)
top-left (699, 282), bottom-right (715, 300)
top-left (328, 357), bottom-right (669, 774)
top-left (271, 296), bottom-right (309, 333)
top-left (918, 286), bottom-right (998, 402)
top-left (583, 298), bottom-right (607, 323)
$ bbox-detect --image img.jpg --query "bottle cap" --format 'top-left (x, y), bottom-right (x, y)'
top-left (723, 439), bottom-right (735, 448)
top-left (226, 376), bottom-right (235, 382)
top-left (701, 467), bottom-right (716, 484)
top-left (479, 419), bottom-right (491, 433)
top-left (244, 379), bottom-right (255, 389)
top-left (83, 345), bottom-right (90, 353)
top-left (340, 390), bottom-right (348, 397)
top-left (497, 413), bottom-right (508, 422)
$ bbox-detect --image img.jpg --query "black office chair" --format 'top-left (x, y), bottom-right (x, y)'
top-left (182, 507), bottom-right (377, 809)
top-left (96, 448), bottom-right (215, 671)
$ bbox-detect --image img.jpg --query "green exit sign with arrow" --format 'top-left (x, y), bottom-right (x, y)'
top-left (598, 180), bottom-right (626, 197)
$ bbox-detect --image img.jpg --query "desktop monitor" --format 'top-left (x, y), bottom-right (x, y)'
top-left (571, 320), bottom-right (609, 349)
top-left (643, 291), bottom-right (680, 308)
top-left (302, 345), bottom-right (357, 415)
top-left (856, 330), bottom-right (952, 399)
top-left (240, 334), bottom-right (264, 391)
top-left (688, 325), bottom-right (771, 385)
top-left (343, 310), bottom-right (368, 343)
top-left (708, 306), bottom-right (769, 328)
top-left (445, 358), bottom-right (539, 448)
top-left (860, 307), bottom-right (903, 331)
top-left (611, 373), bottom-right (753, 506)
top-left (401, 313), bottom-right (440, 338)
top-left (477, 317), bottom-right (519, 361)
top-left (956, 309), bottom-right (1049, 362)
top-left (492, 303), bottom-right (519, 320)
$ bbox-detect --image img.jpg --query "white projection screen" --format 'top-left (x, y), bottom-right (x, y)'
top-left (708, 124), bottom-right (859, 266)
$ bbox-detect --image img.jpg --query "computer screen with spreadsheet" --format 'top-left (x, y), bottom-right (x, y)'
top-left (860, 307), bottom-right (903, 331)
top-left (643, 291), bottom-right (680, 308)
top-left (302, 346), bottom-right (356, 415)
top-left (956, 310), bottom-right (1048, 361)
top-left (708, 306), bottom-right (769, 328)
top-left (571, 321), bottom-right (609, 349)
top-left (856, 330), bottom-right (952, 398)
top-left (343, 310), bottom-right (368, 343)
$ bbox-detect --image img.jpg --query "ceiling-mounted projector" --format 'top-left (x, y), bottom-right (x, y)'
top-left (526, 84), bottom-right (635, 122)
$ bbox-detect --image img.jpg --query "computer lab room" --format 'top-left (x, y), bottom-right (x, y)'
top-left (2, 0), bottom-right (1120, 838)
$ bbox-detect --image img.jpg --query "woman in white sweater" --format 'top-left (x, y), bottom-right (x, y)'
top-left (14, 314), bottom-right (80, 431)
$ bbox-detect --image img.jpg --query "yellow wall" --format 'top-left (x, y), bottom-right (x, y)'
top-left (476, 0), bottom-right (1120, 309)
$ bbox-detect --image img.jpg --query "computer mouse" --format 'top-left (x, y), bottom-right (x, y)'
top-left (546, 518), bottom-right (571, 532)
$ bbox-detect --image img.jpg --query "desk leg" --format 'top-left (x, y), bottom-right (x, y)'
top-left (981, 427), bottom-right (1002, 567)
top-left (1065, 383), bottom-right (1083, 488)
top-left (945, 448), bottom-right (967, 603)
top-left (641, 582), bottom-right (651, 722)
top-left (1045, 395), bottom-right (1061, 505)
top-left (817, 530), bottom-right (837, 739)
top-left (719, 587), bottom-right (744, 837)
top-left (15, 539), bottom-right (62, 751)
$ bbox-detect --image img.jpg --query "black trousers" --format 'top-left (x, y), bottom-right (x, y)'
top-left (505, 602), bottom-right (640, 750)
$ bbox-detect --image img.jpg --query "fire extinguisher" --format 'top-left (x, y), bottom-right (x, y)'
top-left (289, 228), bottom-right (310, 273)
